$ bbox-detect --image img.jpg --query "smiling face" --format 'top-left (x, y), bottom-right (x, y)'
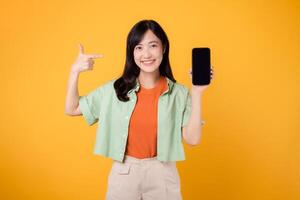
top-left (133, 29), bottom-right (165, 75)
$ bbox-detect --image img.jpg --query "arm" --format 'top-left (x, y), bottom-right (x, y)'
top-left (65, 70), bottom-right (82, 116)
top-left (64, 43), bottom-right (103, 116)
top-left (182, 86), bottom-right (204, 146)
top-left (182, 67), bottom-right (213, 146)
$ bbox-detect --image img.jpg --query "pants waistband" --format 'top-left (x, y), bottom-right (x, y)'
top-left (122, 155), bottom-right (159, 164)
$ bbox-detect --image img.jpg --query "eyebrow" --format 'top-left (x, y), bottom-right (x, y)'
top-left (137, 41), bottom-right (159, 45)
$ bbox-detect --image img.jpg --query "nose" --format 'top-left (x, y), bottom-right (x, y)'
top-left (143, 48), bottom-right (151, 58)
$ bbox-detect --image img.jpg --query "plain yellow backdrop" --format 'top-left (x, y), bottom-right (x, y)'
top-left (1, 0), bottom-right (299, 199)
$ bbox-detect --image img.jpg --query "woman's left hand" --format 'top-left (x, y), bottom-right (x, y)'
top-left (189, 67), bottom-right (214, 93)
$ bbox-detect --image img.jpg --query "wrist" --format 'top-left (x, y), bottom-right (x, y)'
top-left (70, 67), bottom-right (80, 76)
top-left (191, 86), bottom-right (204, 94)
top-left (191, 84), bottom-right (208, 94)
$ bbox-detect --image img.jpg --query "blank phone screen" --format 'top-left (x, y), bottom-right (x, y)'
top-left (192, 48), bottom-right (211, 85)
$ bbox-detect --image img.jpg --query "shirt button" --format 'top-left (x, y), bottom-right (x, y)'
top-left (125, 116), bottom-right (129, 119)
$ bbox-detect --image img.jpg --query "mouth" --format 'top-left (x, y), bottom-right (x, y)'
top-left (141, 59), bottom-right (156, 66)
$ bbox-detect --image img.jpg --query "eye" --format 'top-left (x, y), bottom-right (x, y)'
top-left (135, 46), bottom-right (142, 50)
top-left (151, 44), bottom-right (157, 48)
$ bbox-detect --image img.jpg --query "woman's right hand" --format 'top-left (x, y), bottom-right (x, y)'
top-left (71, 43), bottom-right (103, 74)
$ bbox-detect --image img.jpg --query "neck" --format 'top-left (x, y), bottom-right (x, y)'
top-left (138, 71), bottom-right (161, 89)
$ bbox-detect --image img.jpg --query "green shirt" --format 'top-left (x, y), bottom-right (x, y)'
top-left (79, 76), bottom-right (192, 162)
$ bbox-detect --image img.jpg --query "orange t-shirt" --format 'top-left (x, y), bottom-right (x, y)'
top-left (125, 76), bottom-right (168, 159)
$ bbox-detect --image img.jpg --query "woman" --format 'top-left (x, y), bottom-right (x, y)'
top-left (65, 19), bottom-right (213, 200)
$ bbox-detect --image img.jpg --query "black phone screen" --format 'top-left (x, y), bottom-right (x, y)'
top-left (192, 48), bottom-right (211, 85)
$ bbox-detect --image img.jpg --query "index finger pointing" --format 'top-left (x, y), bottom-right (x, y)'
top-left (86, 54), bottom-right (104, 59)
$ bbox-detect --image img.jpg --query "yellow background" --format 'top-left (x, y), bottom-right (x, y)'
top-left (1, 0), bottom-right (299, 199)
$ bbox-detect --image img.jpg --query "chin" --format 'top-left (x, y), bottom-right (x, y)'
top-left (137, 63), bottom-right (157, 72)
top-left (140, 69), bottom-right (159, 74)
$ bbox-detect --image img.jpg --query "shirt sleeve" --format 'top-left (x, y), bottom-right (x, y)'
top-left (79, 86), bottom-right (103, 126)
top-left (182, 89), bottom-right (192, 127)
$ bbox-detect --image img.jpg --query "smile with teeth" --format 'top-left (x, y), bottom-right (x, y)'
top-left (142, 59), bottom-right (155, 65)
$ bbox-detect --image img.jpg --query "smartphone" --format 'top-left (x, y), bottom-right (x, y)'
top-left (192, 47), bottom-right (211, 85)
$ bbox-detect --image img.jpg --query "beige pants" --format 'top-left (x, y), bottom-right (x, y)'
top-left (105, 155), bottom-right (182, 200)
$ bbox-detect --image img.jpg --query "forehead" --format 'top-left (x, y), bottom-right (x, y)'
top-left (138, 30), bottom-right (161, 45)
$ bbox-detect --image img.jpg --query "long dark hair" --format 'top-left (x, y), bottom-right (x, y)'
top-left (113, 19), bottom-right (176, 102)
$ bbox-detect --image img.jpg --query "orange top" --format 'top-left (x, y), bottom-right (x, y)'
top-left (125, 76), bottom-right (168, 159)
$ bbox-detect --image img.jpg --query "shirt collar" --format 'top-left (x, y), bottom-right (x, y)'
top-left (129, 76), bottom-right (174, 94)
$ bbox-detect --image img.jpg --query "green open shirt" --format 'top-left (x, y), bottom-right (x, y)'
top-left (79, 77), bottom-right (192, 162)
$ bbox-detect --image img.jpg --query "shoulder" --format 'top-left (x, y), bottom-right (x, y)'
top-left (172, 82), bottom-right (190, 96)
top-left (95, 79), bottom-right (116, 92)
top-left (102, 79), bottom-right (116, 88)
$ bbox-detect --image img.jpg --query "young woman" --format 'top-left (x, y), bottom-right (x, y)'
top-left (65, 19), bottom-right (213, 200)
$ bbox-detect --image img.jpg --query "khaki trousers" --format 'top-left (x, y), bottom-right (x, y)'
top-left (105, 155), bottom-right (182, 200)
